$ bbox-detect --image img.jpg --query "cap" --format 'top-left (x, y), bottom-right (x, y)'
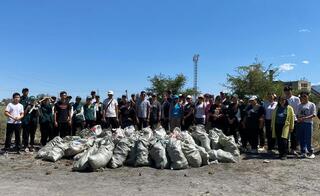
top-left (249, 95), bottom-right (258, 101)
top-left (152, 93), bottom-right (157, 97)
top-left (76, 96), bottom-right (82, 100)
top-left (198, 94), bottom-right (204, 98)
top-left (108, 91), bottom-right (114, 95)
top-left (186, 95), bottom-right (192, 99)
top-left (140, 91), bottom-right (146, 95)
top-left (29, 96), bottom-right (36, 101)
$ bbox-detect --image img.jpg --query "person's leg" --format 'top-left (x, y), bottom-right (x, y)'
top-left (275, 124), bottom-right (284, 157)
top-left (259, 128), bottom-right (265, 147)
top-left (290, 122), bottom-right (298, 151)
top-left (142, 118), bottom-right (148, 128)
top-left (265, 120), bottom-right (275, 151)
top-left (22, 124), bottom-right (29, 148)
top-left (40, 123), bottom-right (48, 146)
top-left (248, 127), bottom-right (259, 150)
top-left (5, 123), bottom-right (14, 150)
top-left (14, 124), bottom-right (22, 152)
top-left (297, 123), bottom-right (306, 154)
top-left (305, 123), bottom-right (314, 154)
top-left (29, 122), bottom-right (37, 147)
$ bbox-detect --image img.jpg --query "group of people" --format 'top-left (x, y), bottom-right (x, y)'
top-left (3, 87), bottom-right (319, 160)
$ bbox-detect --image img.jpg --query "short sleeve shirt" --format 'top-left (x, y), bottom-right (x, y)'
top-left (5, 103), bottom-right (24, 124)
top-left (297, 102), bottom-right (316, 123)
top-left (103, 98), bottom-right (118, 118)
top-left (55, 101), bottom-right (72, 123)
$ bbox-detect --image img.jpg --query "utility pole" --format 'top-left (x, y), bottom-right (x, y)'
top-left (193, 54), bottom-right (200, 98)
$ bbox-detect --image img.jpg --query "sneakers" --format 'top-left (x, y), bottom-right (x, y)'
top-left (289, 149), bottom-right (299, 156)
top-left (300, 153), bottom-right (307, 159)
top-left (307, 154), bottom-right (316, 159)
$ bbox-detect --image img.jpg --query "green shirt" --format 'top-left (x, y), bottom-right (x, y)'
top-left (84, 104), bottom-right (96, 121)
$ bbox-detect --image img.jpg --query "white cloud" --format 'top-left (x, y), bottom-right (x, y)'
top-left (279, 63), bottom-right (295, 72)
top-left (299, 29), bottom-right (311, 33)
top-left (302, 60), bottom-right (310, 64)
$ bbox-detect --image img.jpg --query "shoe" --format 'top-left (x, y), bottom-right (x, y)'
top-left (280, 156), bottom-right (287, 160)
top-left (29, 146), bottom-right (34, 152)
top-left (289, 150), bottom-right (298, 156)
top-left (307, 154), bottom-right (316, 159)
top-left (301, 153), bottom-right (307, 159)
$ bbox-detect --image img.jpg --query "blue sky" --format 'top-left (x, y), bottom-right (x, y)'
top-left (0, 0), bottom-right (319, 100)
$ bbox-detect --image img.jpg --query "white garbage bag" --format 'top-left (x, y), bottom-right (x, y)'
top-left (135, 137), bottom-right (151, 167)
top-left (181, 142), bottom-right (202, 168)
top-left (88, 139), bottom-right (115, 170)
top-left (109, 138), bottom-right (133, 169)
top-left (150, 140), bottom-right (169, 169)
top-left (36, 136), bottom-right (63, 159)
top-left (43, 141), bottom-right (68, 162)
top-left (64, 139), bottom-right (90, 157)
top-left (123, 126), bottom-right (135, 137)
top-left (153, 126), bottom-right (167, 140)
top-left (191, 125), bottom-right (211, 152)
top-left (196, 145), bottom-right (210, 166)
top-left (208, 149), bottom-right (237, 163)
top-left (73, 145), bottom-right (98, 171)
top-left (208, 129), bottom-right (221, 150)
top-left (167, 138), bottom-right (188, 170)
top-left (219, 135), bottom-right (240, 157)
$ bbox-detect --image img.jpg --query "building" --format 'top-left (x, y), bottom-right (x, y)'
top-left (283, 80), bottom-right (311, 92)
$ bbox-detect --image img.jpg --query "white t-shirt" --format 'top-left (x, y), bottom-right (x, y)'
top-left (297, 101), bottom-right (317, 124)
top-left (287, 95), bottom-right (300, 121)
top-left (195, 103), bottom-right (206, 119)
top-left (5, 103), bottom-right (24, 124)
top-left (263, 101), bottom-right (278, 120)
top-left (103, 98), bottom-right (118, 118)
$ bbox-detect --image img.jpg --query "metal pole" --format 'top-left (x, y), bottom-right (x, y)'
top-left (193, 54), bottom-right (200, 98)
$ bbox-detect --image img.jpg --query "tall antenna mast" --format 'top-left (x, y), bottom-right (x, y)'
top-left (193, 54), bottom-right (200, 98)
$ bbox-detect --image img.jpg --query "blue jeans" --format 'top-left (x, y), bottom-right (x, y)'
top-left (297, 122), bottom-right (313, 154)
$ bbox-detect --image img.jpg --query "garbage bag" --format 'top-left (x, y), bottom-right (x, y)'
top-left (180, 132), bottom-right (196, 145)
top-left (109, 138), bottom-right (134, 169)
top-left (208, 149), bottom-right (237, 163)
top-left (42, 140), bottom-right (68, 162)
top-left (191, 125), bottom-right (211, 152)
top-left (135, 137), bottom-right (151, 167)
top-left (150, 140), bottom-right (169, 169)
top-left (153, 126), bottom-right (167, 140)
top-left (167, 138), bottom-right (188, 170)
top-left (208, 129), bottom-right (221, 150)
top-left (219, 135), bottom-right (240, 157)
top-left (36, 136), bottom-right (63, 159)
top-left (181, 142), bottom-right (202, 168)
top-left (123, 126), bottom-right (135, 137)
top-left (88, 139), bottom-right (115, 170)
top-left (196, 145), bottom-right (210, 166)
top-left (73, 145), bottom-right (98, 171)
top-left (64, 139), bottom-right (90, 157)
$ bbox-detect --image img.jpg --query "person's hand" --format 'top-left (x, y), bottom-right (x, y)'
top-left (297, 117), bottom-right (303, 123)
top-left (68, 120), bottom-right (72, 126)
top-left (289, 129), bottom-right (294, 133)
top-left (54, 121), bottom-right (58, 127)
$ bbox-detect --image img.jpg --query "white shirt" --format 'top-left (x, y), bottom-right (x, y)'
top-left (103, 98), bottom-right (118, 118)
top-left (195, 102), bottom-right (206, 119)
top-left (5, 103), bottom-right (24, 124)
top-left (263, 101), bottom-right (278, 120)
top-left (287, 95), bottom-right (300, 121)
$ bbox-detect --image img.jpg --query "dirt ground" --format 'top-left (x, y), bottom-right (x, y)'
top-left (0, 150), bottom-right (320, 196)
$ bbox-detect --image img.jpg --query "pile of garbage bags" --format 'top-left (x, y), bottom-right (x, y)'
top-left (36, 125), bottom-right (240, 172)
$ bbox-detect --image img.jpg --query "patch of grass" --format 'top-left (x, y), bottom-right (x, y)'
top-left (0, 106), bottom-right (6, 142)
top-left (313, 118), bottom-right (320, 148)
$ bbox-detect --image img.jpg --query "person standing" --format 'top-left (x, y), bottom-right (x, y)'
top-left (244, 96), bottom-right (265, 153)
top-left (182, 95), bottom-right (195, 131)
top-left (284, 86), bottom-right (301, 155)
top-left (136, 91), bottom-right (151, 130)
top-left (297, 92), bottom-right (317, 159)
top-left (161, 94), bottom-right (171, 131)
top-left (83, 96), bottom-right (97, 128)
top-left (20, 88), bottom-right (29, 109)
top-left (72, 96), bottom-right (85, 135)
top-left (54, 91), bottom-right (72, 137)
top-left (271, 96), bottom-right (295, 160)
top-left (226, 95), bottom-right (241, 143)
top-left (4, 93), bottom-right (24, 153)
top-left (150, 93), bottom-right (161, 129)
top-left (169, 95), bottom-right (183, 131)
top-left (39, 97), bottom-right (54, 146)
top-left (119, 101), bottom-right (138, 129)
top-left (94, 95), bottom-right (104, 126)
top-left (22, 96), bottom-right (40, 152)
top-left (208, 96), bottom-right (227, 132)
top-left (103, 91), bottom-right (119, 129)
top-left (263, 93), bottom-right (278, 153)
top-left (195, 94), bottom-right (206, 125)
top-left (91, 91), bottom-right (97, 104)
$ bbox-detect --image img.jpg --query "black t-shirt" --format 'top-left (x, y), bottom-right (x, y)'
top-left (183, 103), bottom-right (195, 120)
top-left (227, 103), bottom-right (239, 120)
top-left (55, 101), bottom-right (71, 123)
top-left (120, 106), bottom-right (136, 123)
top-left (245, 104), bottom-right (265, 128)
top-left (209, 104), bottom-right (226, 126)
top-left (162, 100), bottom-right (171, 118)
top-left (150, 100), bottom-right (161, 121)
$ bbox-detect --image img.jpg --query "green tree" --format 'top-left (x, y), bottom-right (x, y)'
top-left (147, 73), bottom-right (199, 98)
top-left (225, 62), bottom-right (283, 99)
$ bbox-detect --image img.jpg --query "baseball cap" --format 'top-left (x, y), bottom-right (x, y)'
top-left (249, 95), bottom-right (258, 101)
top-left (108, 91), bottom-right (114, 95)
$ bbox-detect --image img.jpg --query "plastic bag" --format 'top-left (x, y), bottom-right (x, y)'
top-left (64, 139), bottom-right (90, 157)
top-left (36, 136), bottom-right (63, 159)
top-left (208, 129), bottom-right (221, 150)
top-left (88, 139), bottom-right (114, 170)
top-left (153, 126), bottom-right (167, 140)
top-left (219, 135), bottom-right (240, 157)
top-left (150, 140), bottom-right (169, 169)
top-left (73, 145), bottom-right (98, 171)
top-left (196, 145), bottom-right (210, 166)
top-left (208, 149), bottom-right (237, 163)
top-left (42, 141), bottom-right (68, 162)
top-left (181, 142), bottom-right (202, 168)
top-left (109, 138), bottom-right (133, 169)
top-left (123, 126), bottom-right (135, 137)
top-left (167, 138), bottom-right (188, 170)
top-left (191, 125), bottom-right (211, 152)
top-left (135, 137), bottom-right (151, 167)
